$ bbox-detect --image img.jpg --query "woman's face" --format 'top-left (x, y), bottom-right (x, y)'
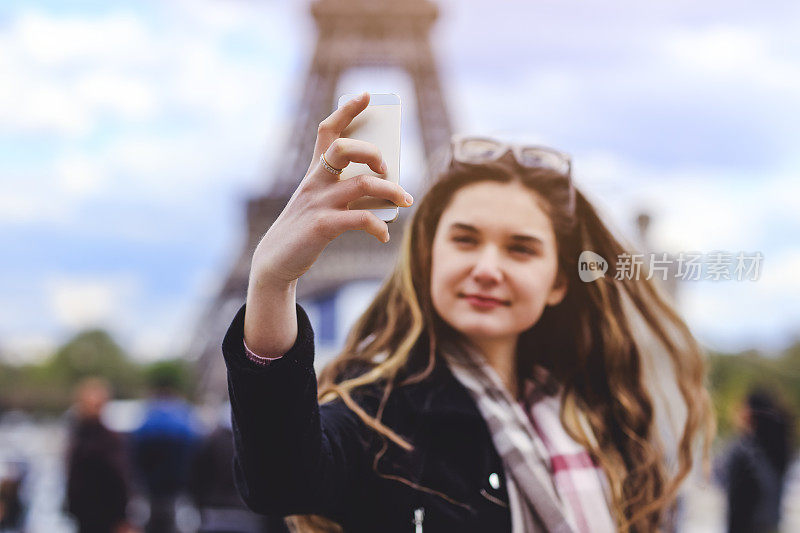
top-left (430, 180), bottom-right (567, 346)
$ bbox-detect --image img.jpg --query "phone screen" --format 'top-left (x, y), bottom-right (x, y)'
top-left (337, 93), bottom-right (401, 222)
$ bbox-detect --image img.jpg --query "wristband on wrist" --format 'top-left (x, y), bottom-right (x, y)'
top-left (243, 337), bottom-right (284, 365)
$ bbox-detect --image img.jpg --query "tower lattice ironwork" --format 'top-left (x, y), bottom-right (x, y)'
top-left (190, 0), bottom-right (452, 402)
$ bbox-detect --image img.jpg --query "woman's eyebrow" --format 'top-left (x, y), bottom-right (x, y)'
top-left (448, 222), bottom-right (544, 245)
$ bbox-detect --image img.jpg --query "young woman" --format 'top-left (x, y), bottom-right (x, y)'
top-left (222, 92), bottom-right (714, 532)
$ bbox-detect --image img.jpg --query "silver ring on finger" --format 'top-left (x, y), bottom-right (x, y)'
top-left (320, 153), bottom-right (343, 175)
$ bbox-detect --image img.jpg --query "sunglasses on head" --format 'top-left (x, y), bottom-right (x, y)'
top-left (449, 135), bottom-right (572, 175)
top-left (448, 134), bottom-right (576, 212)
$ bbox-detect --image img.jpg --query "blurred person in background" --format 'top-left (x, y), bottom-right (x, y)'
top-left (716, 388), bottom-right (795, 533)
top-left (64, 377), bottom-right (133, 533)
top-left (223, 93), bottom-right (715, 532)
top-left (130, 371), bottom-right (201, 533)
top-left (0, 478), bottom-right (24, 532)
top-left (188, 402), bottom-right (287, 533)
top-left (0, 462), bottom-right (28, 532)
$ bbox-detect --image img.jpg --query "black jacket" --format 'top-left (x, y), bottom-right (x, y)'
top-left (716, 436), bottom-right (784, 533)
top-left (65, 418), bottom-right (129, 532)
top-left (223, 302), bottom-right (513, 532)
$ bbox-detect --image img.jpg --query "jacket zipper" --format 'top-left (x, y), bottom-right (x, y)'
top-left (413, 507), bottom-right (424, 533)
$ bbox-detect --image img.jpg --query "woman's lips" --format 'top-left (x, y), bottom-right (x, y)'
top-left (460, 293), bottom-right (510, 309)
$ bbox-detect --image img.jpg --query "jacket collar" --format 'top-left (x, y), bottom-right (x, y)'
top-left (391, 334), bottom-right (485, 421)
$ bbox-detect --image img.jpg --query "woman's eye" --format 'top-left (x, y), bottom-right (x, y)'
top-left (511, 246), bottom-right (535, 255)
top-left (453, 237), bottom-right (534, 256)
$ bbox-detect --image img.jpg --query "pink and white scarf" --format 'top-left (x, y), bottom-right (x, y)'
top-left (440, 337), bottom-right (616, 533)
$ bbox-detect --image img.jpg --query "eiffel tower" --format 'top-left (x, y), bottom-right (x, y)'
top-left (190, 0), bottom-right (453, 403)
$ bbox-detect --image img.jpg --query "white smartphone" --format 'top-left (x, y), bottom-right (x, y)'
top-left (336, 93), bottom-right (401, 223)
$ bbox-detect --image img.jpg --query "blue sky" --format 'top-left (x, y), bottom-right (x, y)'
top-left (1, 0), bottom-right (798, 362)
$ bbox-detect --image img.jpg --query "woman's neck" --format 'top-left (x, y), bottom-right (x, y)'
top-left (471, 337), bottom-right (520, 400)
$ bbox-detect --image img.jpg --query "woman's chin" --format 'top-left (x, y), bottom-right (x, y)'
top-left (451, 321), bottom-right (509, 340)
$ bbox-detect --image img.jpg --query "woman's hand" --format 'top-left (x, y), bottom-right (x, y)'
top-left (243, 92), bottom-right (413, 357)
top-left (251, 92), bottom-right (414, 287)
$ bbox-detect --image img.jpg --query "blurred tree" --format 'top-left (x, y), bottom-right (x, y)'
top-left (46, 329), bottom-right (143, 397)
top-left (780, 340), bottom-right (800, 408)
top-left (0, 329), bottom-right (144, 414)
top-left (708, 341), bottom-right (799, 441)
top-left (143, 359), bottom-right (194, 399)
top-left (1, 328), bottom-right (796, 433)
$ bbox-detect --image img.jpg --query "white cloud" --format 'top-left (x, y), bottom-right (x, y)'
top-left (0, 11), bottom-right (158, 135)
top-left (14, 10), bottom-right (155, 66)
top-left (0, 4), bottom-right (292, 137)
top-left (568, 150), bottom-right (797, 255)
top-left (661, 25), bottom-right (800, 91)
top-left (45, 273), bottom-right (143, 330)
top-left (0, 2), bottom-right (293, 230)
top-left (129, 306), bottom-right (192, 362)
top-left (2, 0), bottom-right (799, 363)
top-left (0, 334), bottom-right (57, 365)
top-left (55, 153), bottom-right (107, 196)
top-left (0, 174), bottom-right (76, 224)
top-left (569, 151), bottom-right (800, 351)
top-left (681, 249), bottom-right (800, 352)
top-left (763, 171), bottom-right (800, 221)
top-left (74, 72), bottom-right (158, 120)
top-left (663, 26), bottom-right (768, 74)
top-left (2, 272), bottom-right (206, 363)
top-left (0, 80), bottom-right (92, 136)
top-left (641, 178), bottom-right (761, 252)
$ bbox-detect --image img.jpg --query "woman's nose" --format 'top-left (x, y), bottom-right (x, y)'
top-left (471, 246), bottom-right (504, 284)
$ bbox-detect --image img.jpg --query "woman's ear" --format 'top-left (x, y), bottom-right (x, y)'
top-left (546, 271), bottom-right (568, 307)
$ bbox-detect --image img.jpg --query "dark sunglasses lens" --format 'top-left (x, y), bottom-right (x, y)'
top-left (519, 148), bottom-right (570, 174)
top-left (459, 139), bottom-right (504, 162)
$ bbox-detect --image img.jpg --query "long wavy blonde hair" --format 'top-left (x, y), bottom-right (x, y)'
top-left (286, 155), bottom-right (715, 532)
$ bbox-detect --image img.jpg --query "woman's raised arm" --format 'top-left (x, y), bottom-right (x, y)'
top-left (225, 92), bottom-right (412, 520)
top-left (243, 92), bottom-right (413, 358)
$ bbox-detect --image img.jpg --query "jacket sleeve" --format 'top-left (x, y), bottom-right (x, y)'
top-left (222, 302), bottom-right (372, 521)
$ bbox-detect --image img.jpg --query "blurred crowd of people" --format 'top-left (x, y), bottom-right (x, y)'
top-left (61, 375), bottom-right (287, 533)
top-left (0, 376), bottom-right (794, 533)
top-left (0, 376), bottom-right (290, 533)
top-left (61, 375), bottom-right (291, 533)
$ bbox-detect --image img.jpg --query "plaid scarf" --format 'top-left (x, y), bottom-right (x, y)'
top-left (440, 338), bottom-right (616, 533)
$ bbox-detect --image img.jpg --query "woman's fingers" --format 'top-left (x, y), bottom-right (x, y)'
top-left (314, 92), bottom-right (370, 158)
top-left (249, 91), bottom-right (402, 292)
top-left (322, 138), bottom-right (386, 176)
top-left (322, 208), bottom-right (391, 243)
top-left (330, 174), bottom-right (413, 209)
